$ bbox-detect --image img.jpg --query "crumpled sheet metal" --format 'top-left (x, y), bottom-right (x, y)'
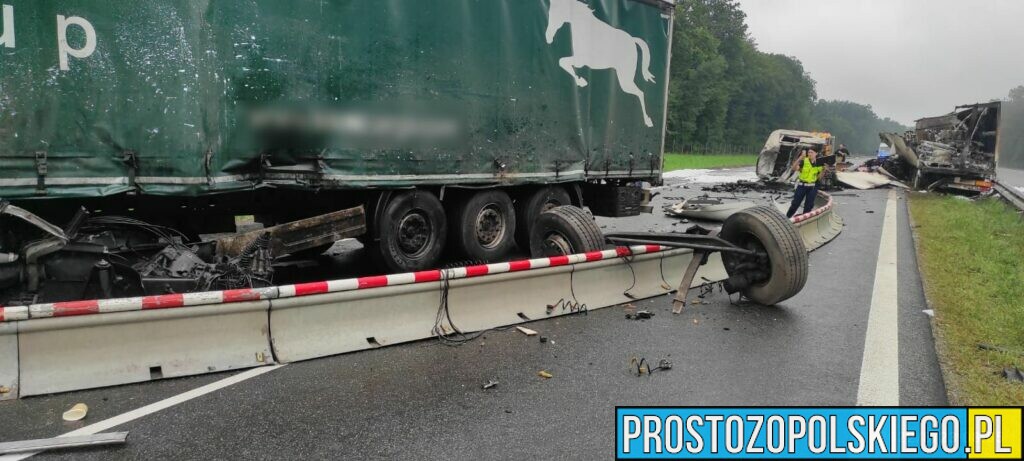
top-left (665, 200), bottom-right (758, 222)
top-left (836, 171), bottom-right (901, 190)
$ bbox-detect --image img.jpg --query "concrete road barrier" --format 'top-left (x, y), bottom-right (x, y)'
top-left (0, 196), bottom-right (843, 398)
top-left (270, 248), bottom-right (692, 363)
top-left (16, 300), bottom-right (273, 397)
top-left (792, 192), bottom-right (843, 251)
top-left (0, 321), bottom-right (17, 401)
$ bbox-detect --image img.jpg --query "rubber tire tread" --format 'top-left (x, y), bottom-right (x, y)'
top-left (371, 191), bottom-right (447, 273)
top-left (720, 206), bottom-right (807, 305)
top-left (450, 189), bottom-right (517, 262)
top-left (514, 186), bottom-right (572, 251)
top-left (529, 205), bottom-right (605, 257)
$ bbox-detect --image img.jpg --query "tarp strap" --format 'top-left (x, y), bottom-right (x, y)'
top-left (122, 150), bottom-right (139, 191)
top-left (33, 151), bottom-right (47, 195)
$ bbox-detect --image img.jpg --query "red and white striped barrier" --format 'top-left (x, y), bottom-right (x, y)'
top-left (1, 246), bottom-right (666, 323)
top-left (276, 245), bottom-right (664, 299)
top-left (790, 191), bottom-right (835, 224)
top-left (25, 287), bottom-right (278, 319)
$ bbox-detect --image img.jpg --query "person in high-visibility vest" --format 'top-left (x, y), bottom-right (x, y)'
top-left (786, 148), bottom-right (824, 218)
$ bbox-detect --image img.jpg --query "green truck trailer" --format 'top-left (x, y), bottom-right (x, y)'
top-left (0, 0), bottom-right (674, 303)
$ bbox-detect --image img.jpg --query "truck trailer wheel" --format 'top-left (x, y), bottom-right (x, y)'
top-left (451, 189), bottom-right (517, 262)
top-left (719, 206), bottom-right (807, 305)
top-left (515, 186), bottom-right (572, 252)
top-left (370, 191), bottom-right (447, 273)
top-left (529, 205), bottom-right (604, 257)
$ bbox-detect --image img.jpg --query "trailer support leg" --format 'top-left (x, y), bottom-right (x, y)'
top-left (672, 251), bottom-right (706, 314)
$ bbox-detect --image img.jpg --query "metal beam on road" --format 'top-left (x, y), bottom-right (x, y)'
top-left (857, 190), bottom-right (901, 406)
top-left (994, 181), bottom-right (1024, 212)
top-left (0, 433), bottom-right (128, 456)
top-left (0, 366), bottom-right (282, 461)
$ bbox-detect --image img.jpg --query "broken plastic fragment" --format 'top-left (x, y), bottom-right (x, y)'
top-left (62, 403), bottom-right (88, 422)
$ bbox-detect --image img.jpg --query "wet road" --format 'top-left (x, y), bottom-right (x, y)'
top-left (0, 167), bottom-right (946, 460)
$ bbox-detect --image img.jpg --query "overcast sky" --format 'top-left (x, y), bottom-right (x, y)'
top-left (735, 0), bottom-right (1024, 125)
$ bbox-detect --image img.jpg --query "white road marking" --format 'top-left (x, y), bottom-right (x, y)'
top-left (856, 190), bottom-right (900, 406)
top-left (0, 365), bottom-right (283, 461)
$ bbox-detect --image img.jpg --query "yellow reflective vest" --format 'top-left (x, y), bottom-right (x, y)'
top-left (798, 158), bottom-right (824, 184)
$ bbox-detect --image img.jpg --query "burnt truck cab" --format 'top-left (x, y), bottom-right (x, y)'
top-left (881, 102), bottom-right (1000, 193)
top-left (756, 130), bottom-right (836, 183)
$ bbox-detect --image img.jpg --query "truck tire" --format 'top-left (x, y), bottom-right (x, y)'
top-left (719, 206), bottom-right (807, 305)
top-left (370, 190), bottom-right (447, 273)
top-left (451, 189), bottom-right (517, 262)
top-left (515, 186), bottom-right (572, 251)
top-left (529, 205), bottom-right (605, 257)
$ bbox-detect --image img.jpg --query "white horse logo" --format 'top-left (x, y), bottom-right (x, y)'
top-left (545, 0), bottom-right (657, 127)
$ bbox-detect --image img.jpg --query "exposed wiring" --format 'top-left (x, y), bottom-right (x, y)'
top-left (431, 268), bottom-right (512, 346)
top-left (630, 357), bottom-right (672, 376)
top-left (547, 298), bottom-right (588, 316)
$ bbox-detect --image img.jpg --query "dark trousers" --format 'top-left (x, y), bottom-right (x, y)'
top-left (787, 183), bottom-right (818, 218)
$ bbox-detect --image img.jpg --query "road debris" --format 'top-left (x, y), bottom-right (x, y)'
top-left (539, 336), bottom-right (549, 343)
top-left (665, 199), bottom-right (757, 222)
top-left (482, 380), bottom-right (499, 390)
top-left (630, 357), bottom-right (672, 376)
top-left (0, 432), bottom-right (128, 456)
top-left (922, 309), bottom-right (934, 317)
top-left (62, 403), bottom-right (89, 422)
top-left (537, 370), bottom-right (553, 379)
top-left (625, 310), bottom-right (654, 320)
top-left (978, 343), bottom-right (1024, 357)
top-left (516, 326), bottom-right (538, 336)
top-left (1001, 367), bottom-right (1024, 383)
top-left (836, 171), bottom-right (900, 190)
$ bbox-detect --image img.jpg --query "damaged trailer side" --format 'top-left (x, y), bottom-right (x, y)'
top-left (0, 201), bottom-right (365, 305)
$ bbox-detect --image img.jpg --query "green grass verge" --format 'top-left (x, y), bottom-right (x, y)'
top-left (908, 193), bottom-right (1024, 405)
top-left (662, 153), bottom-right (758, 171)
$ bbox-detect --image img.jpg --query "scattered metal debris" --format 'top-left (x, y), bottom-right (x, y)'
top-left (665, 199), bottom-right (757, 222)
top-left (630, 357), bottom-right (672, 376)
top-left (0, 204), bottom-right (366, 305)
top-left (625, 310), bottom-right (655, 320)
top-left (482, 380), bottom-right (499, 390)
top-left (1001, 367), bottom-right (1024, 383)
top-left (978, 343), bottom-right (1024, 357)
top-left (836, 171), bottom-right (903, 190)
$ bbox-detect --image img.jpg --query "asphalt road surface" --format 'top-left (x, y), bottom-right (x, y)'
top-left (0, 167), bottom-right (947, 460)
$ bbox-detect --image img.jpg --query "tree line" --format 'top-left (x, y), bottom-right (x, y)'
top-left (665, 0), bottom-right (910, 155)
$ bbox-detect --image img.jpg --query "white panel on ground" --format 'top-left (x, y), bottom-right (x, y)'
top-left (17, 301), bottom-right (273, 396)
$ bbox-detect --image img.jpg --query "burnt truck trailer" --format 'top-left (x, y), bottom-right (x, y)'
top-left (880, 102), bottom-right (1000, 192)
top-left (0, 0), bottom-right (676, 304)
